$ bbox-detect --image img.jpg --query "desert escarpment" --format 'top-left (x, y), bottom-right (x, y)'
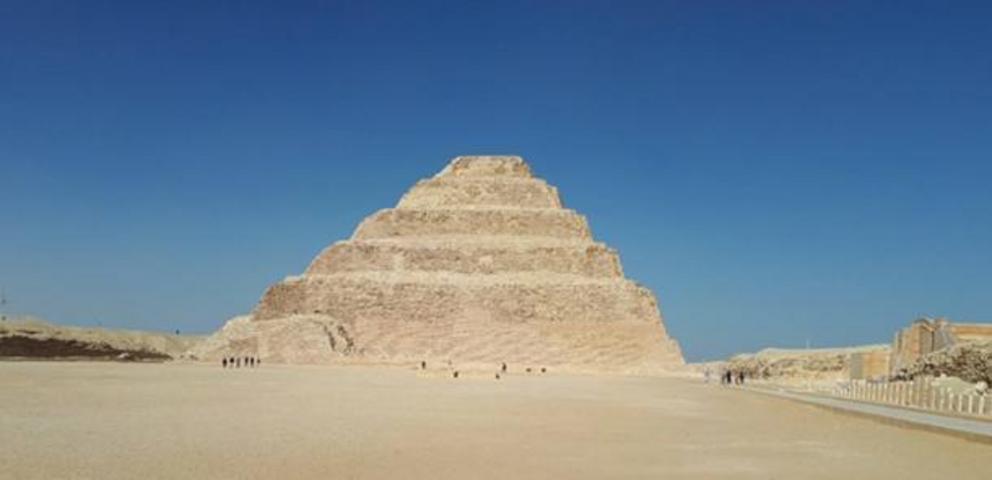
top-left (192, 156), bottom-right (684, 373)
top-left (1, 317), bottom-right (202, 361)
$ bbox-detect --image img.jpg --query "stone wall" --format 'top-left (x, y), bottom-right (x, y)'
top-left (849, 349), bottom-right (891, 380)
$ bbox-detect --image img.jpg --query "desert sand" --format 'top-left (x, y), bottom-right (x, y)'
top-left (1, 362), bottom-right (988, 479)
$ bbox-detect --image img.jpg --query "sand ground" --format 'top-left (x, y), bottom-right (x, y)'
top-left (0, 362), bottom-right (988, 479)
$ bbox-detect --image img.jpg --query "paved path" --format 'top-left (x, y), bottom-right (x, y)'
top-left (746, 386), bottom-right (992, 443)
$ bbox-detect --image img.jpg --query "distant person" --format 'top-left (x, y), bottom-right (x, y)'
top-left (453, 371), bottom-right (459, 379)
top-left (421, 361), bottom-right (426, 370)
top-left (501, 362), bottom-right (507, 373)
top-left (236, 357), bottom-right (241, 368)
top-left (738, 372), bottom-right (745, 385)
top-left (222, 358), bottom-right (228, 368)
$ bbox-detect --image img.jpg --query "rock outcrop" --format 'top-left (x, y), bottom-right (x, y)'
top-left (726, 345), bottom-right (890, 385)
top-left (894, 341), bottom-right (992, 385)
top-left (1, 316), bottom-right (202, 361)
top-left (191, 156), bottom-right (684, 373)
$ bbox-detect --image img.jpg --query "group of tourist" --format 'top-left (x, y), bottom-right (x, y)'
top-left (419, 360), bottom-right (546, 380)
top-left (721, 370), bottom-right (746, 385)
top-left (221, 356), bottom-right (260, 368)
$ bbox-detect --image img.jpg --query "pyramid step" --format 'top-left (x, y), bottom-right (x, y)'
top-left (352, 208), bottom-right (591, 240)
top-left (304, 239), bottom-right (623, 278)
top-left (397, 176), bottom-right (562, 209)
top-left (437, 156), bottom-right (532, 178)
top-left (253, 273), bottom-right (668, 331)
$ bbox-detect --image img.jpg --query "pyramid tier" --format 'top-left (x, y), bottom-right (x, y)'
top-left (437, 155), bottom-right (532, 178)
top-left (352, 208), bottom-right (591, 240)
top-left (397, 176), bottom-right (562, 209)
top-left (304, 238), bottom-right (624, 278)
top-left (253, 273), bottom-right (668, 332)
top-left (223, 313), bottom-right (682, 373)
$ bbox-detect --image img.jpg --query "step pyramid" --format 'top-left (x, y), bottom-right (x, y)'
top-left (194, 156), bottom-right (684, 373)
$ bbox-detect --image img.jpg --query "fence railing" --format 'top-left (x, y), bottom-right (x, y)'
top-left (832, 378), bottom-right (991, 418)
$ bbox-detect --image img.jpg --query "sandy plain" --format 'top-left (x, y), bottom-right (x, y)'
top-left (0, 361), bottom-right (988, 479)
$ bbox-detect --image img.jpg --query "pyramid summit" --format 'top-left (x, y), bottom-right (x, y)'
top-left (193, 155), bottom-right (684, 373)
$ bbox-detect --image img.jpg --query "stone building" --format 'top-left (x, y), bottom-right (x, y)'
top-left (889, 317), bottom-right (992, 375)
top-left (848, 349), bottom-right (890, 381)
top-left (193, 156), bottom-right (684, 374)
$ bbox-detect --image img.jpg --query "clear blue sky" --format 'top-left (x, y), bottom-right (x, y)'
top-left (1, 1), bottom-right (990, 361)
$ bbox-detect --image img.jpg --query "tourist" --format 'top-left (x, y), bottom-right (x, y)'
top-left (501, 362), bottom-right (507, 373)
top-left (222, 358), bottom-right (227, 369)
top-left (738, 372), bottom-right (745, 385)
